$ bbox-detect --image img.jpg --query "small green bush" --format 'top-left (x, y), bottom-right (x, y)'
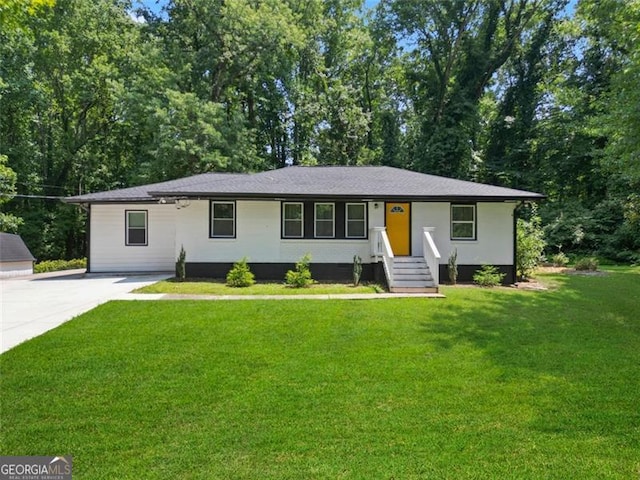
top-left (473, 265), bottom-right (506, 287)
top-left (550, 251), bottom-right (569, 267)
top-left (34, 258), bottom-right (86, 273)
top-left (226, 257), bottom-right (255, 287)
top-left (285, 253), bottom-right (313, 288)
top-left (574, 256), bottom-right (599, 271)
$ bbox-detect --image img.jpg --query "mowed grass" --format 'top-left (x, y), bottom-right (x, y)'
top-left (134, 279), bottom-right (381, 295)
top-left (1, 268), bottom-right (639, 479)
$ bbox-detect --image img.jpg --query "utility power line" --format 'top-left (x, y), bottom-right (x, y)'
top-left (0, 193), bottom-right (67, 200)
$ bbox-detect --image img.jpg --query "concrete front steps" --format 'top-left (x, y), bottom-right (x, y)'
top-left (390, 257), bottom-right (438, 294)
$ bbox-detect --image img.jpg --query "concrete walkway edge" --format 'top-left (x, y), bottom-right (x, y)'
top-left (118, 292), bottom-right (446, 300)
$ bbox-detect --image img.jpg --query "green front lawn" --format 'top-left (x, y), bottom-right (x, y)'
top-left (1, 268), bottom-right (639, 479)
top-left (134, 279), bottom-right (382, 295)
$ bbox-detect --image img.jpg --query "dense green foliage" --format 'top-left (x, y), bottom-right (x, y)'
top-left (33, 258), bottom-right (86, 273)
top-left (226, 257), bottom-right (256, 288)
top-left (516, 208), bottom-right (547, 279)
top-left (1, 0), bottom-right (638, 263)
top-left (0, 155), bottom-right (23, 232)
top-left (2, 267), bottom-right (639, 477)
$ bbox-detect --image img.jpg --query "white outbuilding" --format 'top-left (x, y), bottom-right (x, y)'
top-left (0, 232), bottom-right (36, 278)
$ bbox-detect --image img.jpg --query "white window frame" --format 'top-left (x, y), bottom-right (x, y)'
top-left (451, 204), bottom-right (476, 240)
top-left (314, 202), bottom-right (335, 238)
top-left (125, 210), bottom-right (148, 246)
top-left (345, 203), bottom-right (367, 239)
top-left (282, 202), bottom-right (304, 238)
top-left (210, 201), bottom-right (236, 238)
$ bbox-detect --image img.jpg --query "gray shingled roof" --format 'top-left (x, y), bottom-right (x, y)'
top-left (66, 166), bottom-right (544, 203)
top-left (64, 173), bottom-right (247, 202)
top-left (0, 233), bottom-right (35, 262)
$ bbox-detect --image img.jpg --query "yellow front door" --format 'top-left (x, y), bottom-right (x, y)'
top-left (385, 202), bottom-right (411, 256)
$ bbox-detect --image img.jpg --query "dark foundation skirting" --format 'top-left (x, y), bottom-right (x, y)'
top-left (185, 262), bottom-right (377, 282)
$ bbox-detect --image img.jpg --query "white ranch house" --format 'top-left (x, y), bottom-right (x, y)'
top-left (66, 166), bottom-right (544, 292)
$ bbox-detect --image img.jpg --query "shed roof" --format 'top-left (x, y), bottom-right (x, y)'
top-left (0, 233), bottom-right (36, 262)
top-left (66, 166), bottom-right (544, 203)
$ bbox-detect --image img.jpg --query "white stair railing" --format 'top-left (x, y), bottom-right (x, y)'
top-left (371, 227), bottom-right (394, 286)
top-left (422, 227), bottom-right (441, 287)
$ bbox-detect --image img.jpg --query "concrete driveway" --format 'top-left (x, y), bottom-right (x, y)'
top-left (0, 270), bottom-right (170, 354)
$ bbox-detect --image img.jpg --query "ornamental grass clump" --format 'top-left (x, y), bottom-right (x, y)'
top-left (226, 257), bottom-right (256, 287)
top-left (551, 250), bottom-right (570, 267)
top-left (574, 256), bottom-right (599, 271)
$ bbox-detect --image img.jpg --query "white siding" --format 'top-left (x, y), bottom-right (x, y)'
top-left (412, 202), bottom-right (516, 265)
top-left (0, 261), bottom-right (33, 278)
top-left (177, 200), bottom-right (375, 264)
top-left (369, 202), bottom-right (385, 231)
top-left (89, 199), bottom-right (515, 271)
top-left (279, 240), bottom-right (370, 263)
top-left (90, 204), bottom-right (175, 272)
top-left (176, 200), bottom-right (277, 263)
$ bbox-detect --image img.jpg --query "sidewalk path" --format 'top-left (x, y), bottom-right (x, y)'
top-left (117, 292), bottom-right (445, 301)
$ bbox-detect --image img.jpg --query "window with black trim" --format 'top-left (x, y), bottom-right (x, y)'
top-left (451, 204), bottom-right (476, 240)
top-left (126, 210), bottom-right (147, 246)
top-left (211, 201), bottom-right (235, 238)
top-left (283, 202), bottom-right (304, 238)
top-left (346, 203), bottom-right (367, 238)
top-left (314, 203), bottom-right (335, 238)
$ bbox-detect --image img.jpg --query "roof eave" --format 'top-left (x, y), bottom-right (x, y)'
top-left (64, 196), bottom-right (155, 204)
top-left (146, 191), bottom-right (546, 202)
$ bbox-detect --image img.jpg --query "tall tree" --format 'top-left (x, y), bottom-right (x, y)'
top-left (531, 0), bottom-right (640, 260)
top-left (481, 4), bottom-right (565, 190)
top-left (148, 0), bottom-right (306, 172)
top-left (0, 155), bottom-right (23, 233)
top-left (382, 0), bottom-right (557, 179)
top-left (1, 0), bottom-right (147, 258)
